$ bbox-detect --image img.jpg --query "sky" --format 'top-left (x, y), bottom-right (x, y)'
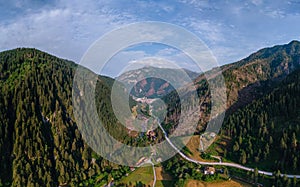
top-left (1, 0), bottom-right (300, 76)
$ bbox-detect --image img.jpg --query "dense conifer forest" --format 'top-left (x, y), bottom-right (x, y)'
top-left (1, 41), bottom-right (300, 186)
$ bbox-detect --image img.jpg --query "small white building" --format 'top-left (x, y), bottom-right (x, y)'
top-left (204, 166), bottom-right (215, 175)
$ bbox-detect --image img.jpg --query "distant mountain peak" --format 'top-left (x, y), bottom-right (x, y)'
top-left (116, 66), bottom-right (200, 98)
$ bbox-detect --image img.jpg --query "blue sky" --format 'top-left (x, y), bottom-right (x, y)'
top-left (1, 0), bottom-right (300, 76)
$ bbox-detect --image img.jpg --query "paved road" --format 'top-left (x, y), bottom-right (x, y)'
top-left (150, 160), bottom-right (157, 187)
top-left (157, 120), bottom-right (300, 179)
top-left (138, 158), bottom-right (157, 187)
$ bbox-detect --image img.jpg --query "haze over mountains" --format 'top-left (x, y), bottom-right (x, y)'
top-left (117, 66), bottom-right (199, 98)
top-left (0, 41), bottom-right (300, 186)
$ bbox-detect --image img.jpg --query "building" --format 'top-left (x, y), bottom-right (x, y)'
top-left (146, 130), bottom-right (156, 140)
top-left (204, 166), bottom-right (215, 175)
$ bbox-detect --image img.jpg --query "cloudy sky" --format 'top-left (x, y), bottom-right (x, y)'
top-left (1, 0), bottom-right (300, 76)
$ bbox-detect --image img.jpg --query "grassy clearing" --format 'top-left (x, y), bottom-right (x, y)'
top-left (181, 135), bottom-right (205, 161)
top-left (119, 166), bottom-right (154, 186)
top-left (184, 179), bottom-right (252, 187)
top-left (119, 165), bottom-right (175, 186)
top-left (181, 135), bottom-right (228, 161)
top-left (206, 135), bottom-right (231, 156)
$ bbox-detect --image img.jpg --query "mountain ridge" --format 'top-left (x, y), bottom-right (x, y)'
top-left (117, 66), bottom-right (199, 98)
top-left (1, 41), bottom-right (300, 186)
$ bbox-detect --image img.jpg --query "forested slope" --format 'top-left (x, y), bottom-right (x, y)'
top-left (1, 41), bottom-right (300, 186)
top-left (0, 48), bottom-right (127, 186)
top-left (222, 67), bottom-right (300, 174)
top-left (162, 40), bottom-right (300, 134)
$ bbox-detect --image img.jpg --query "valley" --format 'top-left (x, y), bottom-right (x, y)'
top-left (1, 41), bottom-right (300, 186)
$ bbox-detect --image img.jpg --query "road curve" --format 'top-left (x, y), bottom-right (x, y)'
top-left (151, 161), bottom-right (157, 187)
top-left (157, 121), bottom-right (300, 179)
top-left (138, 158), bottom-right (157, 187)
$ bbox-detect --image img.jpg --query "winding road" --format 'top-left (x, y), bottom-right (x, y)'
top-left (157, 121), bottom-right (300, 179)
top-left (150, 160), bottom-right (156, 187)
top-left (137, 154), bottom-right (157, 187)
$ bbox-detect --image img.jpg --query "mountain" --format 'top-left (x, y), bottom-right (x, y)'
top-left (162, 40), bottom-right (300, 133)
top-left (117, 66), bottom-right (199, 98)
top-left (158, 41), bottom-right (300, 186)
top-left (221, 67), bottom-right (300, 174)
top-left (223, 40), bottom-right (300, 111)
top-left (1, 41), bottom-right (300, 186)
top-left (0, 48), bottom-right (129, 186)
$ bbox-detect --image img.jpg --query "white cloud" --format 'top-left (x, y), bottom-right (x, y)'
top-left (128, 57), bottom-right (178, 69)
top-left (251, 0), bottom-right (263, 6)
top-left (101, 45), bottom-right (203, 77)
top-left (180, 17), bottom-right (225, 44)
top-left (264, 9), bottom-right (286, 18)
top-left (0, 8), bottom-right (72, 51)
top-left (0, 0), bottom-right (137, 62)
top-left (155, 47), bottom-right (201, 71)
top-left (177, 0), bottom-right (212, 11)
top-left (1, 0), bottom-right (300, 76)
top-left (101, 50), bottom-right (147, 77)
